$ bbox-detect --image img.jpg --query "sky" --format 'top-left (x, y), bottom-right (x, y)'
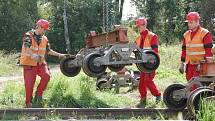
top-left (121, 0), bottom-right (137, 20)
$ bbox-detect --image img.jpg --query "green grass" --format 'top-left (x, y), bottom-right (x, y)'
top-left (0, 72), bottom-right (137, 108)
top-left (197, 99), bottom-right (215, 121)
top-left (0, 112), bottom-right (62, 120)
top-left (0, 81), bottom-right (25, 108)
top-left (0, 51), bottom-right (22, 76)
top-left (0, 44), bottom-right (190, 120)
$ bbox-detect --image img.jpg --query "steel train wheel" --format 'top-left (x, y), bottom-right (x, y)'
top-left (82, 53), bottom-right (107, 77)
top-left (60, 56), bottom-right (81, 77)
top-left (187, 87), bottom-right (215, 116)
top-left (163, 84), bottom-right (187, 110)
top-left (135, 50), bottom-right (160, 73)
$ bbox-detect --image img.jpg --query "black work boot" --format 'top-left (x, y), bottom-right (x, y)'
top-left (25, 102), bottom-right (32, 108)
top-left (155, 95), bottom-right (161, 104)
top-left (32, 95), bottom-right (44, 108)
top-left (25, 97), bottom-right (33, 108)
top-left (135, 98), bottom-right (146, 108)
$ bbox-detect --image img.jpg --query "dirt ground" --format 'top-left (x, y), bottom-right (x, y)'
top-left (0, 64), bottom-right (60, 91)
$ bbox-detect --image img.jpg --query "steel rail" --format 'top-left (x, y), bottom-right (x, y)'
top-left (0, 108), bottom-right (189, 120)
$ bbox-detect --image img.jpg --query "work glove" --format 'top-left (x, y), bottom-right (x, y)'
top-left (31, 54), bottom-right (41, 62)
top-left (58, 54), bottom-right (67, 60)
top-left (179, 63), bottom-right (185, 74)
top-left (196, 64), bottom-right (200, 71)
top-left (58, 54), bottom-right (74, 60)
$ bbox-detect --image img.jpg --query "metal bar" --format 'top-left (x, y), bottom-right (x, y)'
top-left (0, 108), bottom-right (189, 119)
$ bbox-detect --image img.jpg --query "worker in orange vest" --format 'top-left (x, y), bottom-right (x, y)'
top-left (20, 19), bottom-right (67, 108)
top-left (134, 17), bottom-right (161, 108)
top-left (179, 12), bottom-right (213, 83)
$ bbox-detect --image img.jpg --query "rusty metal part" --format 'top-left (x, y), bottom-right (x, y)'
top-left (200, 61), bottom-right (215, 76)
top-left (0, 108), bottom-right (189, 120)
top-left (85, 28), bottom-right (128, 48)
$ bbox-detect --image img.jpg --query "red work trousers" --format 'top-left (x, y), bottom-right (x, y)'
top-left (185, 63), bottom-right (200, 91)
top-left (186, 63), bottom-right (200, 81)
top-left (138, 71), bottom-right (161, 100)
top-left (23, 63), bottom-right (50, 106)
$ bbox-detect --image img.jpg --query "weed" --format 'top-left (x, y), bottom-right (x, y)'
top-left (197, 99), bottom-right (215, 121)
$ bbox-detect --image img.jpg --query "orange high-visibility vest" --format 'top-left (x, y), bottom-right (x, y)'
top-left (184, 27), bottom-right (209, 64)
top-left (135, 31), bottom-right (155, 49)
top-left (20, 31), bottom-right (48, 66)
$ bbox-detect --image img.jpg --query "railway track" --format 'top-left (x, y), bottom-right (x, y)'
top-left (0, 108), bottom-right (190, 120)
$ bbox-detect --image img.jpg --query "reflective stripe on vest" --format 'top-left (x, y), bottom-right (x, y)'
top-left (184, 27), bottom-right (209, 64)
top-left (186, 44), bottom-right (204, 48)
top-left (22, 53), bottom-right (45, 58)
top-left (30, 46), bottom-right (46, 51)
top-left (143, 47), bottom-right (151, 49)
top-left (20, 31), bottom-right (48, 66)
top-left (135, 31), bottom-right (155, 49)
top-left (187, 51), bottom-right (206, 55)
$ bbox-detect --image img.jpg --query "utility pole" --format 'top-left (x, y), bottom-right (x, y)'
top-left (63, 0), bottom-right (71, 53)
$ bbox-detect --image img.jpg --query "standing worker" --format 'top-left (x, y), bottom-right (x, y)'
top-left (179, 12), bottom-right (213, 83)
top-left (20, 19), bottom-right (67, 108)
top-left (134, 17), bottom-right (161, 108)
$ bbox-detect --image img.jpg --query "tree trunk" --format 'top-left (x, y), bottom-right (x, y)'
top-left (63, 0), bottom-right (71, 53)
top-left (119, 0), bottom-right (124, 20)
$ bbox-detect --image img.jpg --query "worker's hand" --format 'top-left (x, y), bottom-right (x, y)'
top-left (179, 62), bottom-right (185, 74)
top-left (58, 54), bottom-right (67, 60)
top-left (206, 57), bottom-right (213, 63)
top-left (196, 64), bottom-right (200, 71)
top-left (31, 54), bottom-right (41, 62)
top-left (58, 54), bottom-right (74, 59)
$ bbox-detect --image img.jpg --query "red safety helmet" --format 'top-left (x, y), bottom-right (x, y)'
top-left (36, 19), bottom-right (50, 30)
top-left (185, 12), bottom-right (200, 22)
top-left (135, 17), bottom-right (147, 27)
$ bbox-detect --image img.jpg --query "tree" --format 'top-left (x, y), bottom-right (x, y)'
top-left (130, 0), bottom-right (215, 44)
top-left (0, 0), bottom-right (39, 51)
top-left (199, 0), bottom-right (215, 33)
top-left (41, 0), bottom-right (104, 53)
top-left (114, 0), bottom-right (125, 24)
top-left (131, 0), bottom-right (161, 32)
top-left (1, 0), bottom-right (214, 52)
top-left (162, 0), bottom-right (186, 44)
top-left (41, 0), bottom-right (124, 53)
